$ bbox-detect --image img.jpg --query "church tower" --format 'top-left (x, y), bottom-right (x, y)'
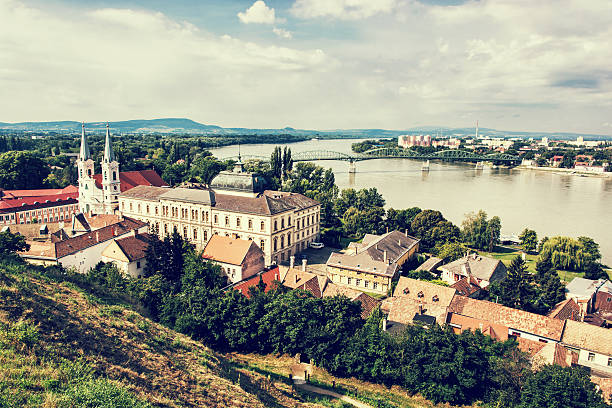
top-left (100, 123), bottom-right (121, 213)
top-left (77, 122), bottom-right (96, 214)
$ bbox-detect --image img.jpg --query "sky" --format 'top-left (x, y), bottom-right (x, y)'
top-left (0, 0), bottom-right (611, 134)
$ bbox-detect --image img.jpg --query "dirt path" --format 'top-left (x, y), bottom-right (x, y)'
top-left (295, 383), bottom-right (375, 408)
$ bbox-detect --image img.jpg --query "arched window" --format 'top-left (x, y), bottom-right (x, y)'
top-left (260, 221), bottom-right (265, 231)
top-left (113, 171), bottom-right (117, 181)
top-left (273, 237), bottom-right (278, 251)
top-left (287, 233), bottom-right (291, 246)
top-left (280, 236), bottom-right (285, 249)
top-left (281, 218), bottom-right (285, 229)
top-left (274, 220), bottom-right (278, 231)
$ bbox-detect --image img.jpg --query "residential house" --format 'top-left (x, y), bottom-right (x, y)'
top-left (279, 262), bottom-right (379, 319)
top-left (547, 298), bottom-right (582, 322)
top-left (202, 235), bottom-right (266, 284)
top-left (565, 278), bottom-right (612, 325)
top-left (101, 231), bottom-right (153, 278)
top-left (19, 216), bottom-right (148, 273)
top-left (326, 231), bottom-right (420, 295)
top-left (439, 253), bottom-right (507, 288)
top-left (451, 276), bottom-right (485, 298)
top-left (382, 277), bottom-right (457, 332)
top-left (560, 319), bottom-right (612, 376)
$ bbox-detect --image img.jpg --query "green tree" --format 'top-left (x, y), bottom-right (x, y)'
top-left (461, 210), bottom-right (502, 251)
top-left (386, 207), bottom-right (421, 233)
top-left (410, 210), bottom-right (460, 250)
top-left (270, 146), bottom-right (282, 180)
top-left (0, 151), bottom-right (50, 189)
top-left (539, 236), bottom-right (591, 271)
top-left (189, 156), bottom-right (225, 185)
top-left (0, 231), bottom-right (29, 256)
top-left (435, 241), bottom-right (467, 263)
top-left (519, 228), bottom-right (538, 253)
top-left (489, 256), bottom-right (538, 311)
top-left (519, 365), bottom-right (607, 408)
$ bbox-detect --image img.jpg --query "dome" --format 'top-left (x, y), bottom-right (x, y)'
top-left (210, 167), bottom-right (266, 195)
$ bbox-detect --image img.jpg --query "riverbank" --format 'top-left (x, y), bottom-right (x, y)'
top-left (517, 164), bottom-right (612, 178)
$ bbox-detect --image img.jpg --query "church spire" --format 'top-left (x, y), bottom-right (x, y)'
top-left (79, 122), bottom-right (91, 160)
top-left (103, 122), bottom-right (115, 162)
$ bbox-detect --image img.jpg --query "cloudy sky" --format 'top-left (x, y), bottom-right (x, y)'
top-left (1, 0), bottom-right (611, 134)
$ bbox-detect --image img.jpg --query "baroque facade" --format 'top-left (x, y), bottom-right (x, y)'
top-left (118, 161), bottom-right (321, 265)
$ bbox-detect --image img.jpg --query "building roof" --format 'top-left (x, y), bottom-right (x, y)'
top-left (561, 319), bottom-right (612, 356)
top-left (214, 192), bottom-right (295, 216)
top-left (322, 282), bottom-right (380, 319)
top-left (451, 276), bottom-right (483, 297)
top-left (393, 277), bottom-right (457, 305)
top-left (280, 266), bottom-right (327, 298)
top-left (416, 256), bottom-right (443, 272)
top-left (448, 296), bottom-right (565, 341)
top-left (160, 187), bottom-right (216, 205)
top-left (327, 251), bottom-right (398, 277)
top-left (448, 313), bottom-right (509, 341)
top-left (347, 231), bottom-right (420, 263)
top-left (93, 169), bottom-right (167, 192)
top-left (202, 235), bottom-right (261, 266)
top-left (0, 185), bottom-right (77, 199)
top-left (440, 253), bottom-right (507, 283)
top-left (548, 298), bottom-right (581, 321)
top-left (112, 232), bottom-right (153, 262)
top-left (262, 190), bottom-right (320, 211)
top-left (0, 192), bottom-right (78, 212)
top-left (231, 267), bottom-right (281, 298)
top-left (210, 169), bottom-right (266, 194)
top-left (120, 185), bottom-right (169, 200)
top-left (566, 278), bottom-right (612, 300)
top-left (386, 278), bottom-right (457, 325)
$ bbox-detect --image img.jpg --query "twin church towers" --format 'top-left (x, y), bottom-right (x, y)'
top-left (77, 123), bottom-right (121, 215)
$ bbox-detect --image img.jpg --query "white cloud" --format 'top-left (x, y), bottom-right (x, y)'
top-left (237, 0), bottom-right (278, 24)
top-left (291, 0), bottom-right (398, 20)
top-left (273, 27), bottom-right (292, 39)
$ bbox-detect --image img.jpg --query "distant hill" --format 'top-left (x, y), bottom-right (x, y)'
top-left (0, 118), bottom-right (610, 141)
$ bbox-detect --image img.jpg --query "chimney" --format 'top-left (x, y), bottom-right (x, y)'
top-left (295, 274), bottom-right (299, 284)
top-left (383, 250), bottom-right (387, 264)
top-left (382, 318), bottom-right (387, 332)
top-left (131, 228), bottom-right (138, 237)
top-left (95, 231), bottom-right (99, 242)
top-left (418, 304), bottom-right (423, 314)
top-left (302, 258), bottom-right (307, 272)
top-left (290, 255), bottom-right (295, 270)
top-left (354, 246), bottom-right (358, 255)
top-left (405, 229), bottom-right (408, 236)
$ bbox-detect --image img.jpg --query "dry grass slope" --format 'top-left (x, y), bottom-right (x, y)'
top-left (0, 267), bottom-right (326, 408)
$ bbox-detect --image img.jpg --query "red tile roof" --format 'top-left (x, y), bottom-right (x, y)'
top-left (0, 192), bottom-right (78, 212)
top-left (92, 170), bottom-right (167, 192)
top-left (113, 232), bottom-right (153, 261)
top-left (0, 185), bottom-right (77, 199)
top-left (232, 267), bottom-right (281, 298)
top-left (547, 298), bottom-right (581, 321)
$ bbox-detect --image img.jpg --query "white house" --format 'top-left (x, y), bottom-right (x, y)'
top-left (101, 231), bottom-right (153, 278)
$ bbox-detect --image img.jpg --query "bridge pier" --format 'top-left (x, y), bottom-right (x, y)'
top-left (348, 161), bottom-right (356, 174)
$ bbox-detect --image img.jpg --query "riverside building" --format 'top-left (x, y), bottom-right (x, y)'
top-left (118, 160), bottom-right (321, 265)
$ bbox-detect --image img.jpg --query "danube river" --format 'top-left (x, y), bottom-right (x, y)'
top-left (210, 139), bottom-right (612, 265)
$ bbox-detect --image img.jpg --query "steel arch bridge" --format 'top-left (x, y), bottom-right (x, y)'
top-left (221, 148), bottom-right (520, 165)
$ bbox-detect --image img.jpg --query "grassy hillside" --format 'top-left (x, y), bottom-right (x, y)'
top-left (0, 262), bottom-right (327, 408)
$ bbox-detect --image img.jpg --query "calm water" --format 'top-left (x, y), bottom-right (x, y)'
top-left (211, 139), bottom-right (612, 264)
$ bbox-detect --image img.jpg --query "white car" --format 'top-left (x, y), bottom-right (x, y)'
top-left (309, 242), bottom-right (324, 249)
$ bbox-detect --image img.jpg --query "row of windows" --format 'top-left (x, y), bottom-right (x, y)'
top-left (296, 213), bottom-right (319, 229)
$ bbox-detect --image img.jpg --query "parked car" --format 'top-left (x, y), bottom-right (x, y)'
top-left (309, 242), bottom-right (324, 249)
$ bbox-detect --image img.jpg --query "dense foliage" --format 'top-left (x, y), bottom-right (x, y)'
top-left (461, 210), bottom-right (502, 251)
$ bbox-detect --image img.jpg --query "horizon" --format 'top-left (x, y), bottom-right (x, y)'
top-left (1, 0), bottom-right (611, 134)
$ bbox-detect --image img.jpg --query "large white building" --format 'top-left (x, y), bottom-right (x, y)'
top-left (77, 123), bottom-right (167, 215)
top-left (118, 161), bottom-right (321, 265)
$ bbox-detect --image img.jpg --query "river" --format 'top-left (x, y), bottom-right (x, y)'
top-left (209, 139), bottom-right (612, 265)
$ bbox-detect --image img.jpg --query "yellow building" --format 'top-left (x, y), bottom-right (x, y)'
top-left (326, 231), bottom-right (419, 295)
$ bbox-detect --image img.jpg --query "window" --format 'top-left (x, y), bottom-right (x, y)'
top-left (260, 221), bottom-right (265, 231)
top-left (203, 231), bottom-right (208, 241)
top-left (281, 218), bottom-right (285, 229)
top-left (260, 240), bottom-right (265, 251)
top-left (608, 357), bottom-right (612, 367)
top-left (113, 171), bottom-right (117, 181)
top-left (373, 282), bottom-right (378, 290)
top-left (356, 279), bottom-right (361, 286)
top-left (155, 206), bottom-right (158, 215)
top-left (225, 216), bottom-right (229, 226)
top-left (273, 237), bottom-right (278, 251)
top-left (280, 236), bottom-right (285, 249)
top-left (236, 217), bottom-right (241, 227)
top-left (130, 202), bottom-right (133, 211)
top-left (287, 233), bottom-right (291, 245)
top-left (538, 339), bottom-right (548, 343)
top-left (183, 227), bottom-right (188, 238)
top-left (347, 278), bottom-right (352, 285)
top-left (364, 281), bottom-right (369, 288)
top-left (588, 352), bottom-right (595, 362)
top-left (214, 214), bottom-right (218, 224)
top-left (274, 220), bottom-right (278, 231)
top-left (146, 205), bottom-right (150, 214)
top-left (248, 219), bottom-right (253, 230)
top-left (193, 229), bottom-right (198, 240)
top-left (136, 261), bottom-right (141, 269)
top-left (164, 224), bottom-right (168, 235)
top-left (288, 216), bottom-right (291, 226)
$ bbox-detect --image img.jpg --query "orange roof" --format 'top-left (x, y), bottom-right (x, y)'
top-left (0, 185), bottom-right (77, 199)
top-left (202, 235), bottom-right (258, 266)
top-left (448, 313), bottom-right (509, 341)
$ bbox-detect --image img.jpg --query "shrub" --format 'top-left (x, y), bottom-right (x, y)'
top-left (56, 378), bottom-right (151, 408)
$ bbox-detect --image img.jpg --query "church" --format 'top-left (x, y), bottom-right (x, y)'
top-left (77, 123), bottom-right (167, 215)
